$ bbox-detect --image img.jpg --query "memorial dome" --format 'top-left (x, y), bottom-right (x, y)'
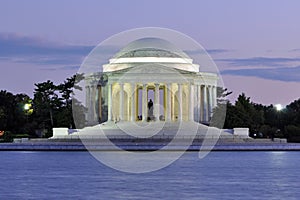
top-left (113, 37), bottom-right (190, 59)
top-left (103, 37), bottom-right (199, 72)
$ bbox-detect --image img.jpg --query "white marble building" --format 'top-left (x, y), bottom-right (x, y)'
top-left (85, 38), bottom-right (218, 125)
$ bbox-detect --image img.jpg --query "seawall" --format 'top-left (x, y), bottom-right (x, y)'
top-left (0, 139), bottom-right (299, 151)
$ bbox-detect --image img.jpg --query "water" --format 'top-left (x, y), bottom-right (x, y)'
top-left (0, 151), bottom-right (299, 200)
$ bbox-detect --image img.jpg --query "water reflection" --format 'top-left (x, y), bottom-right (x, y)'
top-left (0, 151), bottom-right (300, 199)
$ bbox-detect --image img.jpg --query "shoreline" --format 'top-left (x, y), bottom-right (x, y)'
top-left (0, 140), bottom-right (300, 151)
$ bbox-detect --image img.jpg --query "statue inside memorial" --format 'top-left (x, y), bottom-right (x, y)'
top-left (148, 99), bottom-right (154, 120)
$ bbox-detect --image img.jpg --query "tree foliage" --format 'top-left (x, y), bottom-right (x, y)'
top-left (0, 91), bottom-right (33, 138)
top-left (32, 74), bottom-right (85, 137)
top-left (223, 93), bottom-right (264, 133)
top-left (0, 74), bottom-right (86, 139)
top-left (219, 92), bottom-right (300, 141)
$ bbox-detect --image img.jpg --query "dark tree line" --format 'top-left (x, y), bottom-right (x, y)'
top-left (0, 91), bottom-right (32, 139)
top-left (0, 74), bottom-right (85, 141)
top-left (217, 92), bottom-right (300, 142)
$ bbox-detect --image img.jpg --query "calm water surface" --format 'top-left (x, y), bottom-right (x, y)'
top-left (0, 151), bottom-right (299, 200)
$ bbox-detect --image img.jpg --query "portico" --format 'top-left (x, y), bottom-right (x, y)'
top-left (86, 73), bottom-right (218, 124)
top-left (84, 38), bottom-right (218, 125)
top-left (105, 82), bottom-right (217, 122)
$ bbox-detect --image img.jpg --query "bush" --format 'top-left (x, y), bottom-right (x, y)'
top-left (285, 125), bottom-right (300, 142)
top-left (259, 125), bottom-right (277, 138)
top-left (0, 131), bottom-right (13, 142)
top-left (14, 134), bottom-right (31, 138)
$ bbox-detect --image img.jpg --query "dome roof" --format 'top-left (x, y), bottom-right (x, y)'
top-left (117, 48), bottom-right (182, 58)
top-left (113, 38), bottom-right (190, 59)
top-left (103, 37), bottom-right (199, 73)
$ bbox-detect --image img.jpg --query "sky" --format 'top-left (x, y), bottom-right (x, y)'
top-left (0, 0), bottom-right (300, 106)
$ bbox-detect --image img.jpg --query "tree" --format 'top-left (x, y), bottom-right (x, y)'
top-left (216, 87), bottom-right (232, 104)
top-left (285, 99), bottom-right (300, 126)
top-left (0, 90), bottom-right (34, 137)
top-left (210, 88), bottom-right (232, 129)
top-left (56, 75), bottom-right (76, 128)
top-left (285, 125), bottom-right (300, 142)
top-left (0, 90), bottom-right (15, 131)
top-left (33, 80), bottom-right (61, 136)
top-left (223, 93), bottom-right (264, 133)
top-left (32, 74), bottom-right (86, 136)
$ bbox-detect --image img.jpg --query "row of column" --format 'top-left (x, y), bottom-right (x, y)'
top-left (104, 82), bottom-right (217, 123)
top-left (86, 85), bottom-right (98, 123)
top-left (196, 84), bottom-right (217, 122)
top-left (106, 83), bottom-right (166, 122)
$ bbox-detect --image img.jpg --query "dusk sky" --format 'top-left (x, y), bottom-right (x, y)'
top-left (1, 0), bottom-right (300, 106)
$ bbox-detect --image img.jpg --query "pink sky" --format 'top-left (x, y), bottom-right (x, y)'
top-left (0, 0), bottom-right (300, 106)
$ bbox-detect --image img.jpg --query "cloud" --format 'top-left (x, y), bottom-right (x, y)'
top-left (217, 57), bottom-right (300, 67)
top-left (290, 49), bottom-right (300, 52)
top-left (184, 48), bottom-right (231, 55)
top-left (41, 66), bottom-right (80, 71)
top-left (0, 32), bottom-right (232, 72)
top-left (221, 66), bottom-right (300, 82)
top-left (0, 32), bottom-right (118, 67)
top-left (207, 49), bottom-right (232, 54)
top-left (0, 32), bottom-right (93, 56)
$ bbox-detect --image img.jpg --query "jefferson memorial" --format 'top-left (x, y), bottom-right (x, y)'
top-left (84, 38), bottom-right (218, 125)
top-left (52, 36), bottom-right (250, 139)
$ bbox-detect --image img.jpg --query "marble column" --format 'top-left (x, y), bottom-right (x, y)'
top-left (85, 85), bottom-right (90, 111)
top-left (91, 85), bottom-right (97, 122)
top-left (85, 85), bottom-right (91, 121)
top-left (97, 85), bottom-right (102, 122)
top-left (189, 83), bottom-right (194, 121)
top-left (197, 84), bottom-right (201, 122)
top-left (166, 83), bottom-right (172, 122)
top-left (107, 83), bottom-right (112, 121)
top-left (154, 83), bottom-right (160, 121)
top-left (119, 83), bottom-right (124, 121)
top-left (178, 83), bottom-right (182, 121)
top-left (212, 86), bottom-right (217, 108)
top-left (193, 84), bottom-right (198, 122)
top-left (130, 83), bottom-right (136, 122)
top-left (142, 84), bottom-right (147, 121)
top-left (208, 85), bottom-right (213, 118)
top-left (202, 85), bottom-right (208, 122)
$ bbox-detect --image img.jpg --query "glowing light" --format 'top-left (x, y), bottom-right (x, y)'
top-left (24, 103), bottom-right (31, 110)
top-left (275, 104), bottom-right (283, 111)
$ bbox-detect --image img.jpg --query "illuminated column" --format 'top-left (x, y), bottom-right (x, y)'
top-left (178, 83), bottom-right (182, 121)
top-left (213, 86), bottom-right (217, 108)
top-left (142, 84), bottom-right (147, 121)
top-left (91, 85), bottom-right (97, 121)
top-left (171, 86), bottom-right (175, 121)
top-left (193, 84), bottom-right (197, 122)
top-left (197, 84), bottom-right (201, 122)
top-left (166, 83), bottom-right (172, 122)
top-left (119, 83), bottom-right (124, 121)
top-left (203, 85), bottom-right (208, 122)
top-left (208, 85), bottom-right (213, 118)
top-left (189, 83), bottom-right (194, 121)
top-left (107, 83), bottom-right (112, 121)
top-left (97, 85), bottom-right (102, 122)
top-left (85, 85), bottom-right (91, 122)
top-left (154, 83), bottom-right (160, 121)
top-left (85, 86), bottom-right (90, 108)
top-left (130, 83), bottom-right (136, 122)
top-left (200, 85), bottom-right (203, 122)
